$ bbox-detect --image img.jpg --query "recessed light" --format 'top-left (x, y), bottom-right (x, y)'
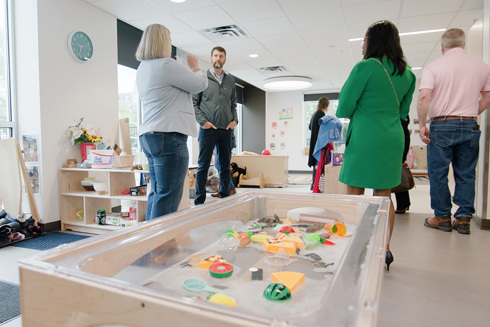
top-left (412, 67), bottom-right (422, 70)
top-left (170, 0), bottom-right (186, 3)
top-left (249, 53), bottom-right (259, 58)
top-left (348, 28), bottom-right (447, 42)
top-left (263, 76), bottom-right (312, 91)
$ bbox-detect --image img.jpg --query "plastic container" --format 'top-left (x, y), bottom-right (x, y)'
top-left (90, 150), bottom-right (114, 169)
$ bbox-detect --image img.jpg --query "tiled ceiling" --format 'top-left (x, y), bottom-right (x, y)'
top-left (85, 0), bottom-right (483, 93)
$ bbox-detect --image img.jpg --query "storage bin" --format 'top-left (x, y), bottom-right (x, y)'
top-left (90, 150), bottom-right (114, 168)
top-left (19, 191), bottom-right (389, 327)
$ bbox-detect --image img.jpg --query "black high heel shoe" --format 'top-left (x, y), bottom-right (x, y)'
top-left (395, 206), bottom-right (410, 214)
top-left (385, 251), bottom-right (394, 271)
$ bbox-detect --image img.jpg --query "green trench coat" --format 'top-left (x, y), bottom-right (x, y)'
top-left (336, 57), bottom-right (416, 189)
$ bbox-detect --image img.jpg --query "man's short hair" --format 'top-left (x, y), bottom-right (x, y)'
top-left (441, 28), bottom-right (465, 49)
top-left (211, 46), bottom-right (226, 56)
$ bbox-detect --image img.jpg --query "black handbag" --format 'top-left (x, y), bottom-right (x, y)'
top-left (391, 163), bottom-right (415, 193)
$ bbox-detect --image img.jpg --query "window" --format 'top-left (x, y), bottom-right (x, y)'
top-left (0, 0), bottom-right (13, 140)
top-left (117, 64), bottom-right (140, 154)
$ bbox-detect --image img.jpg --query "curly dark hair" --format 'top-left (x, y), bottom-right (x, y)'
top-left (363, 20), bottom-right (407, 76)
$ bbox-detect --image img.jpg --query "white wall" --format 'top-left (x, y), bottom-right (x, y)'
top-left (266, 91), bottom-right (309, 171)
top-left (14, 0), bottom-right (119, 224)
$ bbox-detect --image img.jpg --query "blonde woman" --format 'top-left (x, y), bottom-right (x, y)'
top-left (136, 24), bottom-right (208, 220)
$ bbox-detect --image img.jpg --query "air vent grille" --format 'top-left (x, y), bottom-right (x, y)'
top-left (202, 25), bottom-right (248, 40)
top-left (260, 66), bottom-right (287, 72)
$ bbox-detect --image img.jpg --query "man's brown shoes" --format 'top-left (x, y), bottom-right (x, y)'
top-left (452, 217), bottom-right (471, 235)
top-left (211, 188), bottom-right (237, 198)
top-left (424, 215), bottom-right (452, 232)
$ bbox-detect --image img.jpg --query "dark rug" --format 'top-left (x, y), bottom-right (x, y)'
top-left (0, 280), bottom-right (20, 325)
top-left (11, 232), bottom-right (91, 251)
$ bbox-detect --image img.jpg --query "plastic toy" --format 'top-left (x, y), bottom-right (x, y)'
top-left (262, 239), bottom-right (297, 255)
top-left (263, 283), bottom-right (291, 301)
top-left (208, 293), bottom-right (236, 307)
top-left (182, 279), bottom-right (223, 293)
top-left (225, 229), bottom-right (239, 239)
top-left (271, 272), bottom-right (305, 292)
top-left (250, 233), bottom-right (274, 243)
top-left (198, 255), bottom-right (226, 269)
top-left (279, 226), bottom-right (295, 234)
top-left (209, 263), bottom-right (234, 278)
top-left (303, 233), bottom-right (335, 248)
top-left (325, 222), bottom-right (347, 237)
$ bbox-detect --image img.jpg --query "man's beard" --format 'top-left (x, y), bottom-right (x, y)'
top-left (213, 62), bottom-right (223, 69)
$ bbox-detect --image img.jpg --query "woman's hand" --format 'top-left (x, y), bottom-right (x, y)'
top-left (187, 54), bottom-right (200, 72)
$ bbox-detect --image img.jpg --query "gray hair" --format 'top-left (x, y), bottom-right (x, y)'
top-left (136, 24), bottom-right (172, 61)
top-left (441, 28), bottom-right (465, 49)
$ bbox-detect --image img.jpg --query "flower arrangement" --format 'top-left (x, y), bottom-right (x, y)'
top-left (68, 118), bottom-right (102, 145)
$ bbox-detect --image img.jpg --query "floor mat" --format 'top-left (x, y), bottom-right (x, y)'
top-left (11, 232), bottom-right (91, 251)
top-left (0, 280), bottom-right (20, 325)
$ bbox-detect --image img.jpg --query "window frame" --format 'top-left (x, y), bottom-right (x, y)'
top-left (0, 0), bottom-right (16, 139)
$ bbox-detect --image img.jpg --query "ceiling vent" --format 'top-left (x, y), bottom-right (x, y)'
top-left (202, 25), bottom-right (248, 41)
top-left (260, 66), bottom-right (287, 72)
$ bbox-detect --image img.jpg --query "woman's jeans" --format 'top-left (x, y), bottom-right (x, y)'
top-left (139, 132), bottom-right (189, 220)
top-left (428, 119), bottom-right (480, 218)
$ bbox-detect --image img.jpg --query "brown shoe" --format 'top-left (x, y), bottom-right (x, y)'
top-left (452, 217), bottom-right (471, 235)
top-left (229, 189), bottom-right (236, 195)
top-left (424, 215), bottom-right (452, 232)
top-left (211, 192), bottom-right (220, 197)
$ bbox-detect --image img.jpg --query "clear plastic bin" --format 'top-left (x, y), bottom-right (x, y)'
top-left (19, 190), bottom-right (390, 327)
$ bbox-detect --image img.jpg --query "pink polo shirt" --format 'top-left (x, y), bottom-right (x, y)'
top-left (420, 47), bottom-right (490, 118)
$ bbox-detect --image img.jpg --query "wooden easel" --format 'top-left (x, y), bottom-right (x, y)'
top-left (0, 138), bottom-right (40, 225)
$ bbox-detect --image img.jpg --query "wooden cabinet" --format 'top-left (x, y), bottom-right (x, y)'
top-left (231, 155), bottom-right (288, 188)
top-left (59, 168), bottom-right (148, 234)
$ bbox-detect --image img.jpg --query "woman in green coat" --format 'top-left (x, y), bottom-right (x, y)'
top-left (336, 20), bottom-right (416, 270)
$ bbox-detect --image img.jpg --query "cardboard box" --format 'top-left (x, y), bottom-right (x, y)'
top-left (105, 215), bottom-right (120, 226)
top-left (130, 185), bottom-right (146, 196)
top-left (332, 153), bottom-right (343, 166)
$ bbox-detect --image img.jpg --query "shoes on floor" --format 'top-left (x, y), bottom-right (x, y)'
top-left (424, 215), bottom-right (452, 232)
top-left (395, 206), bottom-right (410, 214)
top-left (453, 216), bottom-right (471, 235)
top-left (211, 188), bottom-right (237, 198)
top-left (386, 251), bottom-right (394, 271)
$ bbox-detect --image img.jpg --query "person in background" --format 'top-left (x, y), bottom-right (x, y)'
top-left (136, 24), bottom-right (208, 220)
top-left (418, 28), bottom-right (490, 235)
top-left (394, 115), bottom-right (411, 213)
top-left (211, 132), bottom-right (237, 197)
top-left (336, 20), bottom-right (416, 270)
top-left (193, 46), bottom-right (238, 205)
top-left (308, 97), bottom-right (330, 190)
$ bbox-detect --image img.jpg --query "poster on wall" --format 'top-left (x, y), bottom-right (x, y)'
top-left (278, 107), bottom-right (293, 120)
top-left (22, 134), bottom-right (39, 163)
top-left (26, 165), bottom-right (40, 195)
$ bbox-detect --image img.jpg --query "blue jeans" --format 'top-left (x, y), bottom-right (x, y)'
top-left (427, 119), bottom-right (480, 218)
top-left (214, 147), bottom-right (235, 192)
top-left (195, 128), bottom-right (232, 205)
top-left (139, 132), bottom-right (189, 220)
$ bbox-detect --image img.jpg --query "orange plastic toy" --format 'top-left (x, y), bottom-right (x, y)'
top-left (325, 222), bottom-right (346, 237)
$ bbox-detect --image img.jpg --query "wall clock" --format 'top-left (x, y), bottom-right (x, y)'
top-left (68, 31), bottom-right (93, 62)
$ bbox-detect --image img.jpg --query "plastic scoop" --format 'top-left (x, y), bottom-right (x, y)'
top-left (182, 278), bottom-right (223, 293)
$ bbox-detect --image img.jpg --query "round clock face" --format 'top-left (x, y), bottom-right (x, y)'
top-left (68, 31), bottom-right (93, 62)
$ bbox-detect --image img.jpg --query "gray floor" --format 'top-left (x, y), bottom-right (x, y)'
top-left (1, 180), bottom-right (489, 326)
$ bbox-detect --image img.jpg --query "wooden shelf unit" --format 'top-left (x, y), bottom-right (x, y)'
top-left (59, 168), bottom-right (148, 234)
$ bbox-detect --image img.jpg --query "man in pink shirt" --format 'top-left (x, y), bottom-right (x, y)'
top-left (418, 28), bottom-right (490, 234)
